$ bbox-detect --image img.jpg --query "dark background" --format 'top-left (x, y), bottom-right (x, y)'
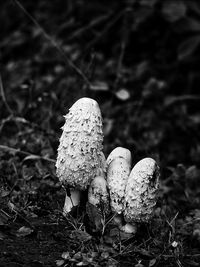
top-left (0, 1), bottom-right (200, 266)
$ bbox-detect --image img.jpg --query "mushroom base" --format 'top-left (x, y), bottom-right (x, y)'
top-left (63, 189), bottom-right (81, 215)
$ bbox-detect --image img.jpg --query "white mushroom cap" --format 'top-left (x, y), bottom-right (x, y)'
top-left (106, 147), bottom-right (132, 167)
top-left (56, 97), bottom-right (106, 190)
top-left (124, 157), bottom-right (160, 223)
top-left (107, 157), bottom-right (131, 214)
top-left (88, 176), bottom-right (110, 215)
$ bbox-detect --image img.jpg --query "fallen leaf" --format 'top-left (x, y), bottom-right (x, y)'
top-left (70, 230), bottom-right (92, 242)
top-left (178, 35), bottom-right (200, 60)
top-left (16, 226), bottom-right (33, 237)
top-left (76, 261), bottom-right (88, 266)
top-left (115, 88), bottom-right (130, 101)
top-left (90, 81), bottom-right (109, 91)
top-left (149, 258), bottom-right (157, 266)
top-left (0, 231), bottom-right (6, 240)
top-left (61, 251), bottom-right (71, 260)
top-left (55, 259), bottom-right (65, 266)
top-left (23, 155), bottom-right (42, 162)
top-left (162, 1), bottom-right (186, 22)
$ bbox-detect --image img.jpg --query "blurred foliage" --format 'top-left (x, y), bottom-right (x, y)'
top-left (1, 0), bottom-right (200, 266)
top-left (1, 0), bottom-right (200, 165)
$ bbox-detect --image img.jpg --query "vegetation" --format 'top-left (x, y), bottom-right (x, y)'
top-left (0, 1), bottom-right (200, 266)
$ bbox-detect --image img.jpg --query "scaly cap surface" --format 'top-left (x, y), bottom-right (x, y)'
top-left (107, 157), bottom-right (131, 214)
top-left (106, 147), bottom-right (132, 167)
top-left (124, 157), bottom-right (160, 223)
top-left (56, 97), bottom-right (106, 190)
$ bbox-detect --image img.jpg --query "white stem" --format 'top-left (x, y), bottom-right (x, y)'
top-left (63, 189), bottom-right (81, 215)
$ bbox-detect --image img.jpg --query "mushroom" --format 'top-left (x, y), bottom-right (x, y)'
top-left (124, 157), bottom-right (160, 224)
top-left (88, 175), bottom-right (110, 215)
top-left (106, 147), bottom-right (132, 167)
top-left (107, 157), bottom-right (131, 227)
top-left (56, 97), bottom-right (106, 214)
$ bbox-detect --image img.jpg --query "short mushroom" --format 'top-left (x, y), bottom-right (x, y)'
top-left (124, 157), bottom-right (160, 224)
top-left (56, 97), bottom-right (106, 215)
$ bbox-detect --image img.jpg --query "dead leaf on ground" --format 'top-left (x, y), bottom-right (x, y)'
top-left (69, 230), bottom-right (92, 242)
top-left (16, 226), bottom-right (33, 237)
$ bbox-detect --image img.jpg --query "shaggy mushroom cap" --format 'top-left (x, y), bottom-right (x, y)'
top-left (56, 97), bottom-right (106, 191)
top-left (106, 147), bottom-right (132, 167)
top-left (107, 157), bottom-right (131, 214)
top-left (124, 157), bottom-right (160, 223)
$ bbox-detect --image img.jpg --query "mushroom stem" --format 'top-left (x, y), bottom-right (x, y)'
top-left (63, 189), bottom-right (81, 215)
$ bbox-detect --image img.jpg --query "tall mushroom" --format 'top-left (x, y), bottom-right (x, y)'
top-left (107, 157), bottom-right (131, 214)
top-left (106, 147), bottom-right (132, 227)
top-left (106, 147), bottom-right (132, 167)
top-left (56, 97), bottom-right (106, 215)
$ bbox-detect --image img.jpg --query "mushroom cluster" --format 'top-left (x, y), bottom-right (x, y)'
top-left (56, 97), bottom-right (160, 233)
top-left (107, 151), bottom-right (160, 233)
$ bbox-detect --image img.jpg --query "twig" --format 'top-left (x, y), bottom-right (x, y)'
top-left (185, 254), bottom-right (200, 257)
top-left (0, 115), bottom-right (13, 133)
top-left (114, 38), bottom-right (126, 88)
top-left (0, 115), bottom-right (56, 137)
top-left (66, 12), bottom-right (113, 42)
top-left (84, 9), bottom-right (125, 53)
top-left (0, 74), bottom-right (13, 115)
top-left (114, 7), bottom-right (130, 89)
top-left (164, 95), bottom-right (200, 108)
top-left (0, 145), bottom-right (56, 163)
top-left (13, 0), bottom-right (90, 86)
